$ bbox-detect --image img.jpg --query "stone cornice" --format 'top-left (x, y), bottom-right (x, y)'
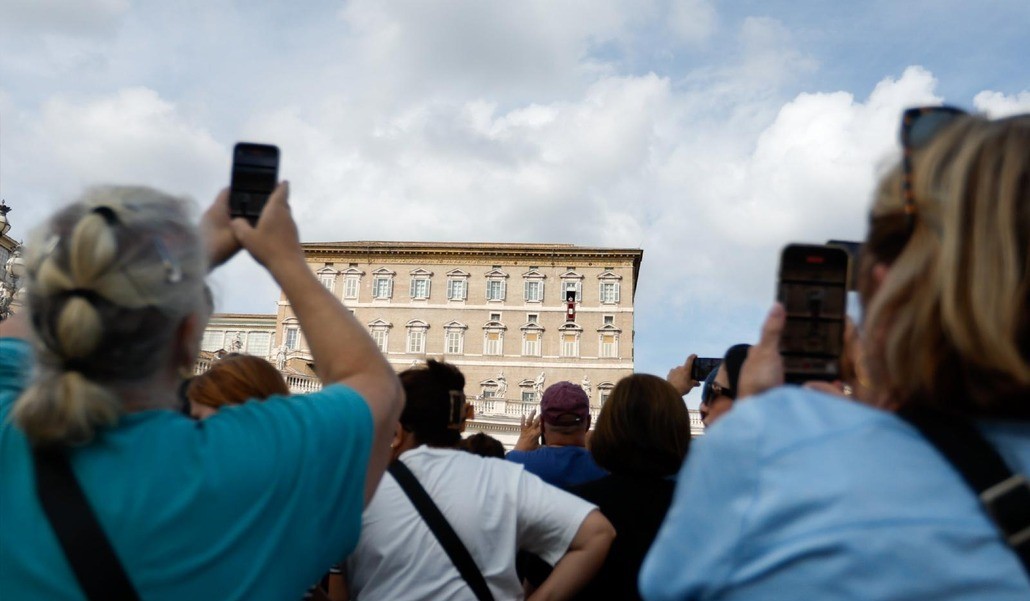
top-left (302, 241), bottom-right (644, 298)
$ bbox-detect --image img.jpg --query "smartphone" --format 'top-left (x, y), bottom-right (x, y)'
top-left (229, 142), bottom-right (280, 224)
top-left (690, 358), bottom-right (721, 382)
top-left (777, 244), bottom-right (850, 384)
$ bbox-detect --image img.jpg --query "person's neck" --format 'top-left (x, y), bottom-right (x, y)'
top-left (113, 373), bottom-right (180, 414)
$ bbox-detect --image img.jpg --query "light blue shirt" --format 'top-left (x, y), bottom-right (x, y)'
top-left (0, 338), bottom-right (374, 601)
top-left (640, 386), bottom-right (1030, 600)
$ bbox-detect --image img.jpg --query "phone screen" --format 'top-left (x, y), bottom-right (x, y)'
top-left (230, 143), bottom-right (280, 224)
top-left (777, 244), bottom-right (850, 383)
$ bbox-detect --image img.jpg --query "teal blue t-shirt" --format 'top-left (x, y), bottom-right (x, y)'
top-left (639, 386), bottom-right (1030, 600)
top-left (0, 338), bottom-right (374, 601)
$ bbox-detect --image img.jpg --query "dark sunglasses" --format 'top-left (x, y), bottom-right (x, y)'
top-left (702, 381), bottom-right (735, 404)
top-left (900, 106), bottom-right (966, 230)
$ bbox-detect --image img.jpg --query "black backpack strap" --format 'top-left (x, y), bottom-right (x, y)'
top-left (388, 461), bottom-right (495, 601)
top-left (897, 406), bottom-right (1030, 576)
top-left (32, 448), bottom-right (141, 601)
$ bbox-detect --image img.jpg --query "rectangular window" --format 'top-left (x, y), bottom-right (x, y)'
top-left (445, 330), bottom-right (463, 354)
top-left (484, 331), bottom-right (503, 355)
top-left (600, 333), bottom-right (617, 358)
top-left (284, 327), bottom-right (299, 350)
top-left (320, 275), bottom-right (335, 291)
top-left (600, 390), bottom-right (611, 406)
top-left (482, 389), bottom-right (496, 399)
top-left (486, 279), bottom-right (506, 301)
top-left (527, 313), bottom-right (539, 324)
top-left (201, 329), bottom-right (223, 352)
top-left (447, 278), bottom-right (466, 301)
top-left (344, 277), bottom-right (360, 299)
top-left (371, 329), bottom-right (388, 352)
top-left (407, 330), bottom-right (426, 353)
top-left (604, 315), bottom-right (614, 325)
top-left (564, 281), bottom-right (582, 302)
top-left (522, 391), bottom-right (536, 403)
top-left (600, 282), bottom-right (620, 304)
top-left (561, 333), bottom-right (579, 357)
top-left (373, 277), bottom-right (393, 299)
top-left (410, 278), bottom-right (430, 299)
top-left (522, 332), bottom-right (541, 356)
top-left (524, 280), bottom-right (543, 302)
top-left (490, 313), bottom-right (502, 322)
top-left (245, 332), bottom-right (272, 357)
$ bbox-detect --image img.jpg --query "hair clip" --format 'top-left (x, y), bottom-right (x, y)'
top-left (153, 238), bottom-right (182, 283)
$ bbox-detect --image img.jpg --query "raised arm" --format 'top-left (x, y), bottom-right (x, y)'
top-left (221, 182), bottom-right (404, 504)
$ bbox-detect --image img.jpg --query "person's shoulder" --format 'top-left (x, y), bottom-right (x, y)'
top-left (708, 387), bottom-right (903, 457)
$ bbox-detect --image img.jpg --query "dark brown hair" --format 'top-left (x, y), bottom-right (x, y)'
top-left (457, 432), bottom-right (506, 459)
top-left (589, 374), bottom-right (691, 477)
top-left (399, 359), bottom-right (467, 448)
top-left (187, 353), bottom-right (290, 409)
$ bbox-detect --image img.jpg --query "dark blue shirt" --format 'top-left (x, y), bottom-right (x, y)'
top-left (506, 445), bottom-right (607, 489)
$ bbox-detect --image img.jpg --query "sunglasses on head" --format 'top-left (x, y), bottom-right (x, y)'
top-left (900, 106), bottom-right (966, 230)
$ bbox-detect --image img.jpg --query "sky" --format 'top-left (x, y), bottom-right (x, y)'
top-left (1, 0), bottom-right (1028, 395)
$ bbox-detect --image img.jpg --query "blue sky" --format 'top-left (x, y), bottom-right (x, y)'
top-left (1, 0), bottom-right (1027, 397)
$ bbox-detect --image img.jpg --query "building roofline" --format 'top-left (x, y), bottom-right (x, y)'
top-left (301, 241), bottom-right (644, 298)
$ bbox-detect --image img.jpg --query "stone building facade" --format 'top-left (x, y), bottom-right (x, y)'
top-left (199, 241), bottom-right (705, 444)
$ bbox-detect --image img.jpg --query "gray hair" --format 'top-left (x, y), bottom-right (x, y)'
top-left (13, 186), bottom-right (208, 446)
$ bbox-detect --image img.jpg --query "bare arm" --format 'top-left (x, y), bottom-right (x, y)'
top-left (528, 509), bottom-right (615, 601)
top-left (667, 353), bottom-right (699, 395)
top-left (225, 182), bottom-right (404, 504)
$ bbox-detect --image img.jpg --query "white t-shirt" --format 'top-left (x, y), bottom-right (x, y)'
top-left (345, 446), bottom-right (597, 600)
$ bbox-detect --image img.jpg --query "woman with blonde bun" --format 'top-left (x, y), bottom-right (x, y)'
top-left (0, 183), bottom-right (403, 600)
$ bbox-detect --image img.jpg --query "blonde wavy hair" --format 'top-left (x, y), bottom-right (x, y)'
top-left (862, 113), bottom-right (1030, 416)
top-left (13, 186), bottom-right (208, 446)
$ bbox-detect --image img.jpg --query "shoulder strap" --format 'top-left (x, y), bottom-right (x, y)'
top-left (897, 406), bottom-right (1030, 576)
top-left (388, 461), bottom-right (495, 601)
top-left (32, 448), bottom-right (141, 601)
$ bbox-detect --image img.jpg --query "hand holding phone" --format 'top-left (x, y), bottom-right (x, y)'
top-left (776, 244), bottom-right (849, 383)
top-left (229, 142), bottom-right (280, 225)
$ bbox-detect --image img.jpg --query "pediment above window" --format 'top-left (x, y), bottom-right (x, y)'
top-left (367, 318), bottom-right (393, 329)
top-left (597, 270), bottom-right (622, 280)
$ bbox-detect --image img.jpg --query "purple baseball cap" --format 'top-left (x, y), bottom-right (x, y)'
top-left (540, 381), bottom-right (590, 425)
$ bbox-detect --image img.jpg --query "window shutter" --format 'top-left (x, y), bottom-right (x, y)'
top-left (387, 279), bottom-right (394, 299)
top-left (425, 279), bottom-right (431, 298)
top-left (614, 282), bottom-right (621, 303)
top-left (409, 279), bottom-right (416, 298)
top-left (500, 280), bottom-right (506, 300)
top-left (524, 280), bottom-right (531, 300)
top-left (539, 281), bottom-right (544, 302)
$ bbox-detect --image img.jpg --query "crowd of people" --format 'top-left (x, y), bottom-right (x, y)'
top-left (0, 108), bottom-right (1027, 600)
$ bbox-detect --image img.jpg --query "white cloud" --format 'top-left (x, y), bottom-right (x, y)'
top-left (972, 90), bottom-right (1030, 118)
top-left (0, 0), bottom-right (129, 37)
top-left (668, 0), bottom-right (718, 45)
top-left (32, 87), bottom-right (226, 199)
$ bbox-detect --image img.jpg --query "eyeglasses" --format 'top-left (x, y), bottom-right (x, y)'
top-left (900, 106), bottom-right (966, 230)
top-left (702, 381), bottom-right (735, 404)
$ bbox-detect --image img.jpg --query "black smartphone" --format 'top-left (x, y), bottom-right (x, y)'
top-left (229, 142), bottom-right (280, 224)
top-left (777, 244), bottom-right (850, 384)
top-left (690, 358), bottom-right (721, 382)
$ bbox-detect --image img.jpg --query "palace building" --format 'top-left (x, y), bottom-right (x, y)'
top-left (200, 241), bottom-right (704, 444)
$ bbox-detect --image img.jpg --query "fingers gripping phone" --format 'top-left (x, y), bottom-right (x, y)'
top-left (690, 358), bottom-right (721, 382)
top-left (230, 143), bottom-right (280, 224)
top-left (777, 244), bottom-right (850, 384)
